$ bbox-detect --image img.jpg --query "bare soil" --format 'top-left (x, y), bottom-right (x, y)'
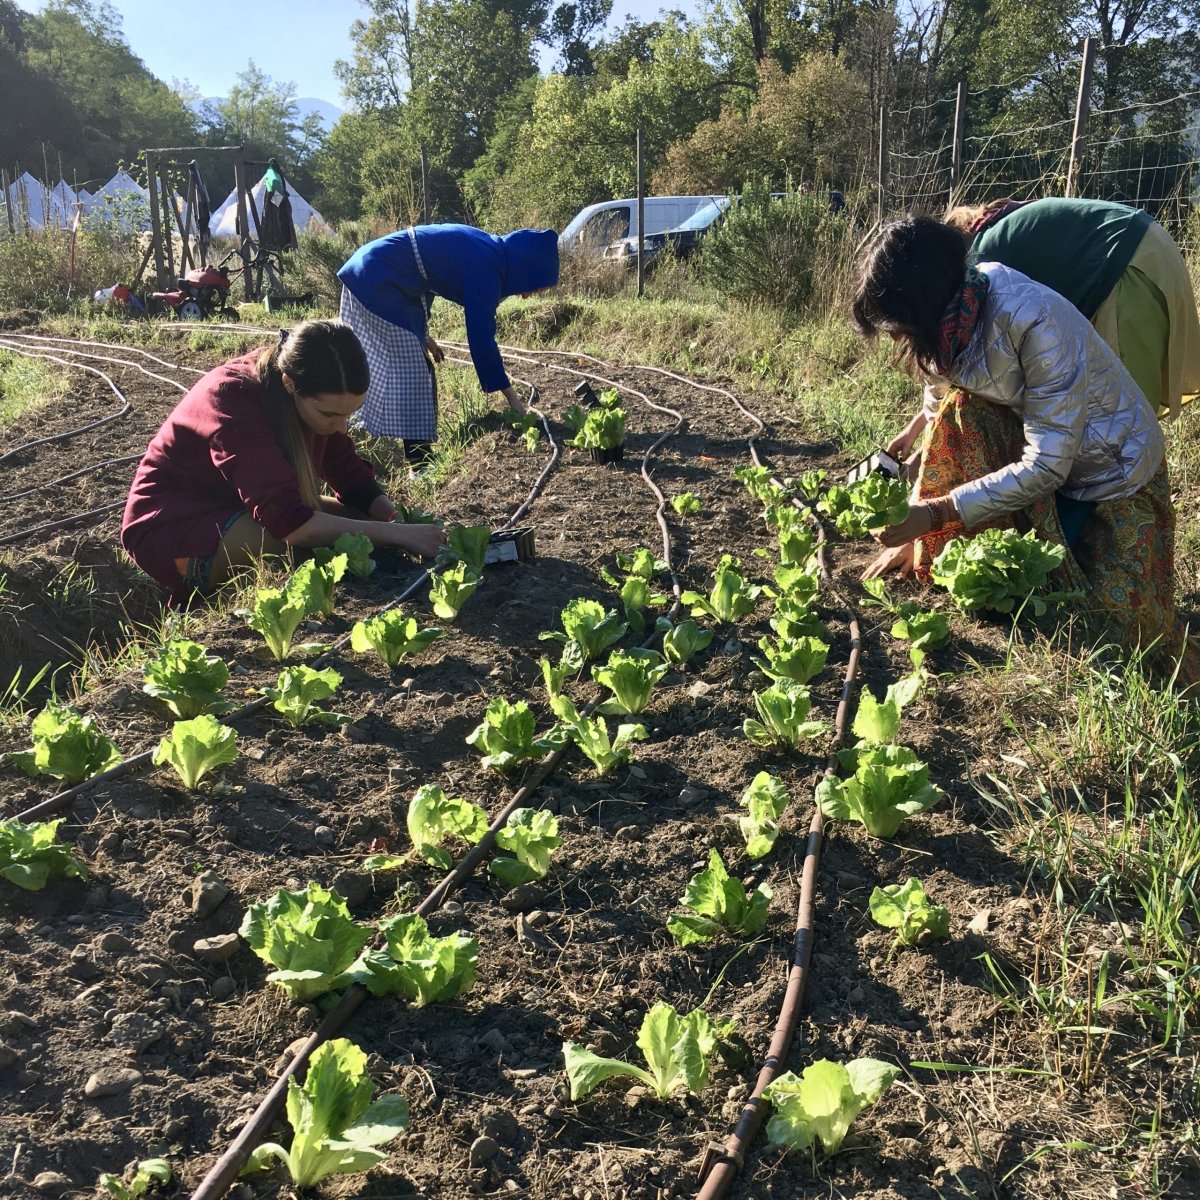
top-left (0, 325), bottom-right (1190, 1200)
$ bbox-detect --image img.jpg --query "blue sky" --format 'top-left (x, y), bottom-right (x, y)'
top-left (14, 0), bottom-right (701, 108)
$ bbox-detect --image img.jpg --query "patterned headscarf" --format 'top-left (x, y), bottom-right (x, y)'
top-left (933, 265), bottom-right (989, 375)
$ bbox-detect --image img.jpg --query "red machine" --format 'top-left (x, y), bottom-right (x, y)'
top-left (152, 265), bottom-right (239, 321)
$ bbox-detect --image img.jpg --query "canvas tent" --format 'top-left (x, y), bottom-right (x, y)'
top-left (209, 174), bottom-right (329, 238)
top-left (2, 171), bottom-right (76, 230)
top-left (88, 170), bottom-right (151, 229)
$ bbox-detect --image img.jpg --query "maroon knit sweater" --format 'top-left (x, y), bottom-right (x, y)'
top-left (121, 351), bottom-right (381, 602)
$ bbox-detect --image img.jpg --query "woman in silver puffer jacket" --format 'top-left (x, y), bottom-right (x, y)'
top-left (852, 216), bottom-right (1192, 678)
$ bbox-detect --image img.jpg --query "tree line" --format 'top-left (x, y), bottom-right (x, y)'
top-left (1, 0), bottom-right (1194, 231)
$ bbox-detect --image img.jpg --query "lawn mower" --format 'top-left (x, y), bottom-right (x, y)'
top-left (152, 265), bottom-right (239, 321)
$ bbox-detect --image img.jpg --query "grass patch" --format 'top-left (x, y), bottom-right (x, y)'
top-left (0, 348), bottom-right (70, 429)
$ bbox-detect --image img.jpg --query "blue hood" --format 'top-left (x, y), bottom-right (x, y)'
top-left (500, 228), bottom-right (559, 296)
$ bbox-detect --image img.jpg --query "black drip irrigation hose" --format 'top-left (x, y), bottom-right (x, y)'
top-left (0, 337), bottom-right (192, 394)
top-left (190, 362), bottom-right (689, 1200)
top-left (0, 501), bottom-right (129, 549)
top-left (0, 453), bottom-right (143, 505)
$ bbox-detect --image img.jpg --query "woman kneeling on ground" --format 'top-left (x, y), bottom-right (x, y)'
top-left (853, 216), bottom-right (1195, 678)
top-left (121, 318), bottom-right (446, 606)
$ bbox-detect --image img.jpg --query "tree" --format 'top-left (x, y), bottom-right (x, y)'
top-left (545, 0), bottom-right (613, 75)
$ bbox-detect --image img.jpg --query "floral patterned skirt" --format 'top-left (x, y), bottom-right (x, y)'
top-left (912, 388), bottom-right (1196, 682)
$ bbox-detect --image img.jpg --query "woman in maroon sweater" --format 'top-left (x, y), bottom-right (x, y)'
top-left (122, 319), bottom-right (445, 605)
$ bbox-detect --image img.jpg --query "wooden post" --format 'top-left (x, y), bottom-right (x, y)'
top-left (636, 127), bottom-right (645, 299)
top-left (877, 106), bottom-right (888, 225)
top-left (158, 161), bottom-right (177, 281)
top-left (1066, 36), bottom-right (1096, 198)
top-left (1, 170), bottom-right (14, 235)
top-left (144, 151), bottom-right (167, 290)
top-left (949, 80), bottom-right (967, 208)
top-left (181, 177), bottom-right (196, 271)
top-left (420, 144), bottom-right (430, 225)
top-left (234, 148), bottom-right (252, 300)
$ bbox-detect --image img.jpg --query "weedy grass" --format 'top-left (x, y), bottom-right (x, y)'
top-left (0, 348), bottom-right (70, 428)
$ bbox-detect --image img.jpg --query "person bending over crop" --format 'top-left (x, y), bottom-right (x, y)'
top-left (337, 223), bottom-right (559, 467)
top-left (853, 216), bottom-right (1195, 677)
top-left (941, 196), bottom-right (1200, 421)
top-left (121, 319), bottom-right (445, 606)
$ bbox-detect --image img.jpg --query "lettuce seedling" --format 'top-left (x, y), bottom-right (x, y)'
top-left (407, 784), bottom-right (488, 868)
top-left (869, 876), bottom-right (950, 952)
top-left (394, 502), bottom-right (441, 525)
top-left (667, 849), bottom-right (772, 946)
top-left (288, 555), bottom-right (348, 620)
top-left (247, 587), bottom-right (312, 661)
top-left (738, 771), bottom-right (790, 858)
top-left (100, 1158), bottom-right (171, 1200)
top-left (429, 562), bottom-right (482, 620)
top-left (733, 464), bottom-right (785, 506)
top-left (850, 673), bottom-right (924, 747)
top-left (602, 550), bottom-right (668, 632)
top-left (931, 527), bottom-right (1068, 616)
top-left (753, 634), bottom-right (828, 685)
top-left (551, 694), bottom-right (647, 776)
top-left (350, 611), bottom-right (442, 668)
top-left (660, 619), bottom-right (713, 667)
top-left (152, 714), bottom-right (238, 789)
top-left (314, 532), bottom-right (375, 580)
top-left (570, 404), bottom-right (626, 450)
top-left (466, 697), bottom-right (558, 772)
top-left (0, 817), bottom-right (87, 891)
top-left (777, 521), bottom-right (817, 568)
top-left (672, 492), bottom-right (701, 516)
top-left (490, 807), bottom-right (561, 887)
top-left (815, 484), bottom-right (852, 517)
top-left (540, 598), bottom-right (627, 668)
top-left (436, 524), bottom-right (492, 574)
top-left (8, 703), bottom-right (122, 784)
top-left (562, 404), bottom-right (586, 437)
top-left (743, 680), bottom-right (827, 749)
top-left (263, 666), bottom-right (348, 729)
top-left (816, 744), bottom-right (943, 838)
top-left (770, 595), bottom-right (830, 645)
top-left (592, 649), bottom-right (669, 715)
top-left (360, 912), bottom-right (478, 1006)
top-left (563, 1001), bottom-right (729, 1101)
top-left (239, 883), bottom-right (370, 1001)
top-left (540, 655), bottom-right (569, 699)
top-left (681, 555), bottom-right (762, 623)
top-left (763, 1058), bottom-right (899, 1155)
top-left (861, 578), bottom-right (951, 668)
top-left (766, 563), bottom-right (820, 610)
top-left (244, 1038), bottom-right (408, 1187)
top-left (793, 469), bottom-right (828, 501)
top-left (142, 640), bottom-right (231, 719)
top-left (846, 474), bottom-right (910, 533)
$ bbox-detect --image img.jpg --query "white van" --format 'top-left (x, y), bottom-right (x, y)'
top-left (559, 196), bottom-right (725, 257)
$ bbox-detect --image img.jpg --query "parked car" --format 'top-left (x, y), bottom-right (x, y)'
top-left (559, 195), bottom-right (725, 258)
top-left (602, 189), bottom-right (850, 268)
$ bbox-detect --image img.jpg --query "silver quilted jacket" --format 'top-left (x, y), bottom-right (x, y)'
top-left (922, 262), bottom-right (1163, 529)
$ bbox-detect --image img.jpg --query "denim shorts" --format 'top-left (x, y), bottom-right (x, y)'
top-left (178, 509), bottom-right (248, 593)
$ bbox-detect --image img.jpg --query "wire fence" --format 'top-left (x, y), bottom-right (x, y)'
top-left (880, 43), bottom-right (1200, 253)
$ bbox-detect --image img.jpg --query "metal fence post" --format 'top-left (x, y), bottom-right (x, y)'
top-left (234, 148), bottom-right (252, 300)
top-left (420, 144), bottom-right (430, 225)
top-left (636, 127), bottom-right (645, 299)
top-left (950, 81), bottom-right (967, 209)
top-left (1066, 37), bottom-right (1096, 198)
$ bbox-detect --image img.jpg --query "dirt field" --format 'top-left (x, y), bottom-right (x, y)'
top-left (0, 322), bottom-right (1191, 1200)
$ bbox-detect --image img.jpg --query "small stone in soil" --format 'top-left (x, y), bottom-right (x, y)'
top-left (331, 870), bottom-right (372, 907)
top-left (313, 826), bottom-right (335, 845)
top-left (191, 870), bottom-right (230, 918)
top-left (108, 1012), bottom-right (166, 1053)
top-left (469, 1135), bottom-right (500, 1166)
top-left (440, 901), bottom-right (464, 917)
top-left (193, 934), bottom-right (240, 963)
top-left (478, 1108), bottom-right (519, 1144)
top-left (678, 787), bottom-right (707, 805)
top-left (0, 1042), bottom-right (19, 1068)
top-left (94, 931), bottom-right (134, 956)
top-left (210, 977), bottom-right (237, 1001)
top-left (500, 884), bottom-right (544, 913)
top-left (84, 1066), bottom-right (143, 1098)
top-left (614, 825), bottom-right (640, 842)
top-left (967, 910), bottom-right (990, 935)
top-left (32, 1173), bottom-right (72, 1195)
top-left (0, 1011), bottom-right (35, 1034)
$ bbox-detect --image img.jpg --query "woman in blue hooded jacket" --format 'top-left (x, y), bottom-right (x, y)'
top-left (337, 224), bottom-right (560, 463)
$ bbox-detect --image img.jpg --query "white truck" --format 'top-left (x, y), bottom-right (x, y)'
top-left (558, 196), bottom-right (725, 258)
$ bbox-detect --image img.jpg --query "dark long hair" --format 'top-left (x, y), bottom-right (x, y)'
top-left (851, 217), bottom-right (967, 373)
top-left (254, 319), bottom-right (369, 509)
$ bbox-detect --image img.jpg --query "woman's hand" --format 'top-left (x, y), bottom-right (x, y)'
top-left (390, 522), bottom-right (448, 560)
top-left (426, 336), bottom-right (445, 364)
top-left (862, 542), bottom-right (916, 580)
top-left (502, 385), bottom-right (528, 415)
top-left (876, 504), bottom-right (934, 547)
top-left (886, 411), bottom-right (928, 460)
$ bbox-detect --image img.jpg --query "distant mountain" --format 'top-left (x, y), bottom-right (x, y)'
top-left (189, 97), bottom-right (342, 133)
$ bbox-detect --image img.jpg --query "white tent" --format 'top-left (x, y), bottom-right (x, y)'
top-left (88, 170), bottom-right (151, 229)
top-left (209, 175), bottom-right (330, 238)
top-left (3, 171), bottom-right (76, 230)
